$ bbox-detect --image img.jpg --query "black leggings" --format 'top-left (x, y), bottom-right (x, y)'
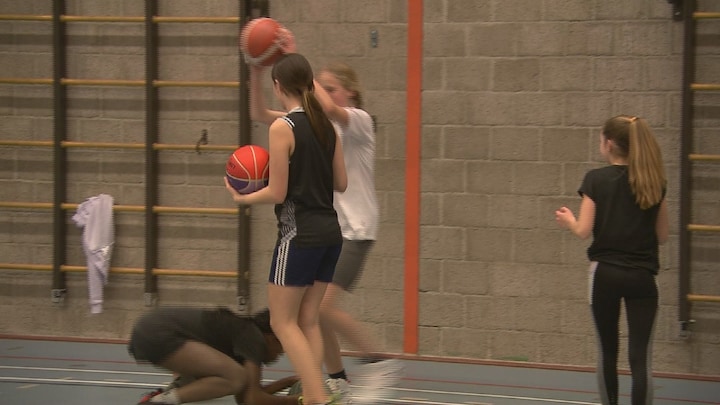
top-left (590, 262), bottom-right (658, 405)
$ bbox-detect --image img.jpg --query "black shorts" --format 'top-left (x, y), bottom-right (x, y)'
top-left (127, 308), bottom-right (202, 365)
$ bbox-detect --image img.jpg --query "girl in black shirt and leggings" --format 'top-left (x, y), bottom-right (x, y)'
top-left (555, 115), bottom-right (669, 405)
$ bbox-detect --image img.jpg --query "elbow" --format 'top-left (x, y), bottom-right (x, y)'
top-left (249, 109), bottom-right (266, 125)
top-left (334, 179), bottom-right (347, 193)
top-left (576, 232), bottom-right (590, 240)
top-left (574, 226), bottom-right (592, 240)
top-left (271, 192), bottom-right (286, 204)
top-left (267, 186), bottom-right (286, 204)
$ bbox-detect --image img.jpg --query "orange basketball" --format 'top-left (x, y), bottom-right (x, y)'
top-left (226, 145), bottom-right (270, 194)
top-left (240, 17), bottom-right (287, 67)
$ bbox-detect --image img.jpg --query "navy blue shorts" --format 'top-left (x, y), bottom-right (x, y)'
top-left (269, 240), bottom-right (342, 286)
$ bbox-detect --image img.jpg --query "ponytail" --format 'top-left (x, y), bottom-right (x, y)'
top-left (626, 117), bottom-right (666, 209)
top-left (302, 88), bottom-right (336, 150)
top-left (272, 53), bottom-right (336, 150)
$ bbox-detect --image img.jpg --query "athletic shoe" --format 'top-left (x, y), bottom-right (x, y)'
top-left (353, 358), bottom-right (404, 388)
top-left (166, 374), bottom-right (194, 390)
top-left (136, 388), bottom-right (167, 404)
top-left (325, 378), bottom-right (353, 404)
top-left (350, 359), bottom-right (404, 404)
top-left (321, 391), bottom-right (345, 405)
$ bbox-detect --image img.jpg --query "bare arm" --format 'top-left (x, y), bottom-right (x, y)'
top-left (235, 361), bottom-right (299, 405)
top-left (656, 198), bottom-right (669, 244)
top-left (225, 119), bottom-right (292, 205)
top-left (313, 79), bottom-right (349, 127)
top-left (249, 65), bottom-right (286, 125)
top-left (555, 195), bottom-right (595, 240)
top-left (332, 131), bottom-right (347, 192)
top-left (260, 375), bottom-right (298, 395)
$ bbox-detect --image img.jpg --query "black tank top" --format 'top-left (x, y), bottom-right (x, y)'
top-left (274, 109), bottom-right (342, 247)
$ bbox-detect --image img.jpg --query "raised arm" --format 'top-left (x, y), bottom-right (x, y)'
top-left (313, 79), bottom-right (349, 127)
top-left (249, 65), bottom-right (286, 125)
top-left (332, 131), bottom-right (347, 192)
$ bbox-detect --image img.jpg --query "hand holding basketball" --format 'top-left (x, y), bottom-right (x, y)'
top-left (240, 17), bottom-right (294, 67)
top-left (225, 145), bottom-right (270, 200)
top-left (277, 27), bottom-right (296, 53)
top-left (224, 177), bottom-right (246, 204)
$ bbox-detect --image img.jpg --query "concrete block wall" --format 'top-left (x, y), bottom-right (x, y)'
top-left (1, 0), bottom-right (719, 376)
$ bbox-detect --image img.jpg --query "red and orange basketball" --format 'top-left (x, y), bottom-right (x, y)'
top-left (226, 145), bottom-right (269, 194)
top-left (239, 17), bottom-right (288, 67)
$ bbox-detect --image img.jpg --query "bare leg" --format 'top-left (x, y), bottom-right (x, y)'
top-left (158, 341), bottom-right (246, 403)
top-left (300, 281), bottom-right (331, 374)
top-left (269, 282), bottom-right (329, 405)
top-left (321, 283), bottom-right (379, 375)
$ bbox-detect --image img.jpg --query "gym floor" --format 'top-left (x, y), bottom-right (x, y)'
top-left (0, 337), bottom-right (718, 405)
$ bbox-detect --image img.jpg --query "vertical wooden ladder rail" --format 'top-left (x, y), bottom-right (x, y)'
top-left (1, 2), bottom-right (263, 310)
top-left (678, 0), bottom-right (720, 336)
top-left (144, 0), bottom-right (160, 307)
top-left (51, 0), bottom-right (68, 304)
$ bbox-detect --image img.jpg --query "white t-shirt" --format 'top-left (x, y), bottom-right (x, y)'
top-left (333, 108), bottom-right (378, 240)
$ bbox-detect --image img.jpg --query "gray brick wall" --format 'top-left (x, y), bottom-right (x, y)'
top-left (1, 0), bottom-right (719, 377)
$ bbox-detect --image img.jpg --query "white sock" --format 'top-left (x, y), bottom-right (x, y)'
top-left (151, 388), bottom-right (181, 404)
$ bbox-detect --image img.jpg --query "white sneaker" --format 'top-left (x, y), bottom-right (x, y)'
top-left (325, 378), bottom-right (353, 404)
top-left (350, 359), bottom-right (404, 404)
top-left (353, 359), bottom-right (404, 388)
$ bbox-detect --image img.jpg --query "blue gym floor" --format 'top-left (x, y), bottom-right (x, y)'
top-left (0, 337), bottom-right (718, 405)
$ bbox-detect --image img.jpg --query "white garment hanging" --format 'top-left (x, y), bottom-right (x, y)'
top-left (72, 194), bottom-right (114, 314)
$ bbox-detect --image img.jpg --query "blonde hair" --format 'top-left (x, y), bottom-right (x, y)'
top-left (321, 61), bottom-right (364, 109)
top-left (602, 115), bottom-right (666, 209)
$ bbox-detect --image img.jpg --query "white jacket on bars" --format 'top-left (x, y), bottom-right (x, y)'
top-left (72, 194), bottom-right (114, 314)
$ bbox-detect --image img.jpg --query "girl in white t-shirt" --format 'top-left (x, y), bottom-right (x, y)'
top-left (314, 62), bottom-right (403, 403)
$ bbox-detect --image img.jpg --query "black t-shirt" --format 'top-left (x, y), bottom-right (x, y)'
top-left (150, 307), bottom-right (266, 366)
top-left (201, 308), bottom-right (267, 365)
top-left (274, 109), bottom-right (342, 247)
top-left (579, 165), bottom-right (663, 274)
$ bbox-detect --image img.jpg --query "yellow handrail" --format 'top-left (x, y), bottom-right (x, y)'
top-left (691, 83), bottom-right (720, 91)
top-left (0, 14), bottom-right (52, 21)
top-left (687, 294), bottom-right (720, 303)
top-left (0, 202), bottom-right (239, 215)
top-left (688, 224), bottom-right (720, 232)
top-left (0, 78), bottom-right (241, 88)
top-left (694, 12), bottom-right (720, 19)
top-left (154, 80), bottom-right (239, 88)
top-left (0, 263), bottom-right (236, 278)
top-left (689, 154), bottom-right (720, 161)
top-left (1, 140), bottom-right (238, 152)
top-left (0, 78), bottom-right (53, 85)
top-left (0, 14), bottom-right (241, 24)
top-left (60, 15), bottom-right (144, 23)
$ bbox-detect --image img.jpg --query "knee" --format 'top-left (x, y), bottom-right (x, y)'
top-left (225, 365), bottom-right (247, 394)
top-left (297, 312), bottom-right (320, 331)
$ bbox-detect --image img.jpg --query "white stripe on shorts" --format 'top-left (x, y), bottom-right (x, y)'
top-left (274, 239), bottom-right (290, 286)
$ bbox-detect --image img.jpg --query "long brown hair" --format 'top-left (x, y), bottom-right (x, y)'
top-left (271, 53), bottom-right (335, 149)
top-left (602, 115), bottom-right (666, 209)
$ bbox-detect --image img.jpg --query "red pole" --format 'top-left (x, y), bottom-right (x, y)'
top-left (404, 0), bottom-right (422, 354)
